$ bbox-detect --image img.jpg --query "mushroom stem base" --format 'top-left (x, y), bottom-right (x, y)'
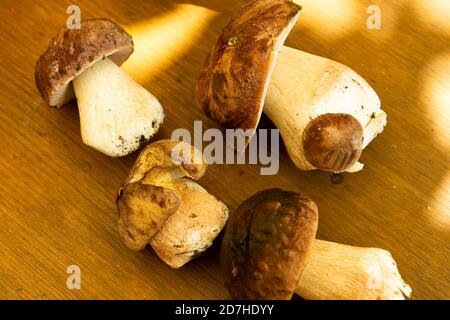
top-left (296, 240), bottom-right (412, 300)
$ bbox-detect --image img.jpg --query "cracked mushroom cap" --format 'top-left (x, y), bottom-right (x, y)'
top-left (117, 140), bottom-right (207, 251)
top-left (196, 0), bottom-right (301, 145)
top-left (220, 189), bottom-right (318, 300)
top-left (122, 139), bottom-right (207, 186)
top-left (150, 178), bottom-right (229, 268)
top-left (35, 18), bottom-right (134, 107)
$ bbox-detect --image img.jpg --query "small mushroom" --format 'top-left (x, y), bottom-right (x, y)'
top-left (35, 19), bottom-right (164, 157)
top-left (117, 139), bottom-right (229, 268)
top-left (197, 0), bottom-right (386, 172)
top-left (220, 189), bottom-right (412, 300)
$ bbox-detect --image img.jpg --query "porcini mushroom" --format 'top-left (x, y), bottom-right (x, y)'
top-left (117, 139), bottom-right (229, 268)
top-left (196, 0), bottom-right (386, 172)
top-left (220, 189), bottom-right (412, 300)
top-left (35, 19), bottom-right (164, 157)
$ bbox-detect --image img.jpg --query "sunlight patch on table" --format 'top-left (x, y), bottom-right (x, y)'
top-left (292, 0), bottom-right (359, 38)
top-left (412, 0), bottom-right (450, 35)
top-left (421, 52), bottom-right (450, 150)
top-left (122, 4), bottom-right (217, 81)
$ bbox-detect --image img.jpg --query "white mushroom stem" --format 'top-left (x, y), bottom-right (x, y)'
top-left (73, 58), bottom-right (164, 157)
top-left (296, 240), bottom-right (412, 300)
top-left (265, 46), bottom-right (387, 172)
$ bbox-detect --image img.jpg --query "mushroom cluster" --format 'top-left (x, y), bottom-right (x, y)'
top-left (117, 140), bottom-right (229, 268)
top-left (197, 0), bottom-right (386, 172)
top-left (35, 19), bottom-right (164, 157)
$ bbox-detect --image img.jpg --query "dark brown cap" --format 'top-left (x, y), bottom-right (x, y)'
top-left (302, 113), bottom-right (364, 172)
top-left (35, 18), bottom-right (134, 107)
top-left (220, 189), bottom-right (318, 300)
top-left (196, 0), bottom-right (301, 134)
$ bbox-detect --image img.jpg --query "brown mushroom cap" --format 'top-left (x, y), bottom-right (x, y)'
top-left (196, 0), bottom-right (301, 134)
top-left (122, 139), bottom-right (207, 186)
top-left (220, 188), bottom-right (318, 300)
top-left (35, 18), bottom-right (134, 107)
top-left (117, 181), bottom-right (181, 251)
top-left (117, 139), bottom-right (207, 251)
top-left (302, 113), bottom-right (364, 172)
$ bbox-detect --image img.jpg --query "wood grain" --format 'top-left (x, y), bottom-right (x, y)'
top-left (0, 0), bottom-right (448, 299)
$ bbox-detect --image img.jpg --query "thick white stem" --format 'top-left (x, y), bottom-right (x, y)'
top-left (296, 240), bottom-right (412, 300)
top-left (73, 58), bottom-right (164, 157)
top-left (265, 46), bottom-right (386, 172)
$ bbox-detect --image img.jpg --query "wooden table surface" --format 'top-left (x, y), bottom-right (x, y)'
top-left (0, 0), bottom-right (449, 300)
